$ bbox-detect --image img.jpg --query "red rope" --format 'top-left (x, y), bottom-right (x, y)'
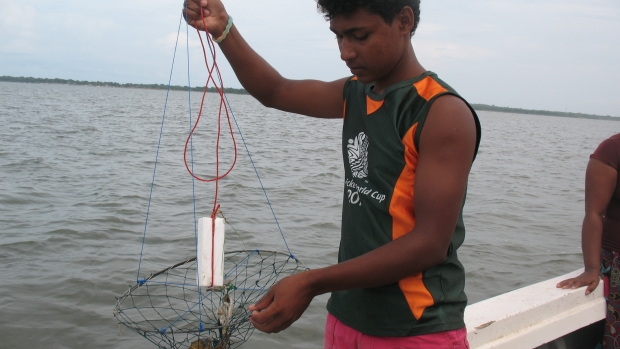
top-left (183, 8), bottom-right (237, 287)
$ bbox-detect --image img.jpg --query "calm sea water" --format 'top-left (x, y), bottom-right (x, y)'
top-left (0, 81), bottom-right (618, 348)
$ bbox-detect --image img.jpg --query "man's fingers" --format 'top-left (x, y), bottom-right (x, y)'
top-left (558, 275), bottom-right (601, 296)
top-left (558, 279), bottom-right (587, 289)
top-left (557, 278), bottom-right (578, 289)
top-left (182, 6), bottom-right (200, 22)
top-left (556, 279), bottom-right (572, 288)
top-left (250, 303), bottom-right (278, 324)
top-left (250, 310), bottom-right (280, 333)
top-left (251, 313), bottom-right (295, 334)
top-left (570, 280), bottom-right (587, 289)
top-left (250, 291), bottom-right (274, 312)
top-left (249, 291), bottom-right (277, 324)
top-left (251, 315), bottom-right (275, 331)
top-left (585, 279), bottom-right (600, 295)
top-left (183, 0), bottom-right (201, 13)
top-left (183, 0), bottom-right (206, 20)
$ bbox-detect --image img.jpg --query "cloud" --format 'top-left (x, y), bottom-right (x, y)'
top-left (0, 0), bottom-right (618, 115)
top-left (156, 32), bottom-right (203, 51)
top-left (487, 0), bottom-right (618, 19)
top-left (0, 0), bottom-right (39, 53)
top-left (416, 40), bottom-right (498, 61)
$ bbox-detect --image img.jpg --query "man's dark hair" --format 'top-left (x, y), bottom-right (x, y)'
top-left (316, 0), bottom-right (421, 36)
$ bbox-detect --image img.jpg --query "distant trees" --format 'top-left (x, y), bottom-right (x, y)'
top-left (0, 75), bottom-right (248, 95)
top-left (469, 103), bottom-right (617, 121)
top-left (0, 75), bottom-right (617, 120)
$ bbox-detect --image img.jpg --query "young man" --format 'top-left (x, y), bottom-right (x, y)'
top-left (185, 0), bottom-right (481, 347)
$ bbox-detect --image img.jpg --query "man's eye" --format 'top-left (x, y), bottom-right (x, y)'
top-left (354, 34), bottom-right (368, 41)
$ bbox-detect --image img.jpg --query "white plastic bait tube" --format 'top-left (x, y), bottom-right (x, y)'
top-left (197, 217), bottom-right (225, 288)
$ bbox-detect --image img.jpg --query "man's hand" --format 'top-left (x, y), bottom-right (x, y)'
top-left (248, 271), bottom-right (316, 333)
top-left (183, 0), bottom-right (229, 37)
top-left (556, 269), bottom-right (601, 295)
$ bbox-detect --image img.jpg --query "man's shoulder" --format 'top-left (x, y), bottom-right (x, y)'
top-left (417, 94), bottom-right (479, 161)
top-left (430, 94), bottom-right (473, 116)
top-left (426, 95), bottom-right (476, 135)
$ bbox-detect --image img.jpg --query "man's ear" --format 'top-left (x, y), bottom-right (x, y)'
top-left (397, 6), bottom-right (415, 35)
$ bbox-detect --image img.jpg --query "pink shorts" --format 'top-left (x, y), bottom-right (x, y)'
top-left (324, 313), bottom-right (469, 349)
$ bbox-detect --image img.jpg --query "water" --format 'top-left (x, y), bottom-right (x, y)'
top-left (0, 81), bottom-right (617, 348)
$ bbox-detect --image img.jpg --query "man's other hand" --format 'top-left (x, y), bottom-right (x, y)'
top-left (183, 0), bottom-right (229, 37)
top-left (556, 269), bottom-right (601, 295)
top-left (249, 271), bottom-right (316, 333)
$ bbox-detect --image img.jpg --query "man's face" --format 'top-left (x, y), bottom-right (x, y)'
top-left (330, 8), bottom-right (406, 85)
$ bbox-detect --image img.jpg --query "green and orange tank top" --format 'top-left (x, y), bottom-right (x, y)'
top-left (326, 71), bottom-right (481, 336)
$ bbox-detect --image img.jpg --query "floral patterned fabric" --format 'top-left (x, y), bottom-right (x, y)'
top-left (601, 248), bottom-right (620, 348)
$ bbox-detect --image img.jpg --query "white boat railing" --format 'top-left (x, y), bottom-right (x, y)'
top-left (465, 268), bottom-right (605, 349)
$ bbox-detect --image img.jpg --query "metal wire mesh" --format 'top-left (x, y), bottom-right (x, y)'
top-left (114, 250), bottom-right (307, 349)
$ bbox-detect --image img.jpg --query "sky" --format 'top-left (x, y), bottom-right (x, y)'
top-left (1, 0), bottom-right (619, 116)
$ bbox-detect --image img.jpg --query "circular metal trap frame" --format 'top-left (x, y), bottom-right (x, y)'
top-left (114, 250), bottom-right (307, 349)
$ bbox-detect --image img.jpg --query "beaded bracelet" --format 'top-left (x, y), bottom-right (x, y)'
top-left (214, 15), bottom-right (233, 43)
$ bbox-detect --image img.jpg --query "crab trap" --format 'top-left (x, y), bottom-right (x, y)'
top-left (114, 250), bottom-right (306, 349)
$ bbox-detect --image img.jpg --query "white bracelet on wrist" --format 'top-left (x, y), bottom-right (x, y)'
top-left (214, 15), bottom-right (233, 43)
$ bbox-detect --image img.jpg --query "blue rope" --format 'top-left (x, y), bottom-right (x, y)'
top-left (201, 27), bottom-right (293, 257)
top-left (198, 21), bottom-right (294, 257)
top-left (184, 3), bottom-right (203, 333)
top-left (223, 250), bottom-right (256, 278)
top-left (138, 6), bottom-right (295, 286)
top-left (136, 15), bottom-right (183, 282)
top-left (223, 93), bottom-right (293, 257)
top-left (161, 290), bottom-right (208, 333)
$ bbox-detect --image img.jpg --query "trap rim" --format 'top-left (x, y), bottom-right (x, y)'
top-left (113, 250), bottom-right (305, 334)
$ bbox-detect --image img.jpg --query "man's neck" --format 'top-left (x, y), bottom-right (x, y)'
top-left (372, 46), bottom-right (425, 95)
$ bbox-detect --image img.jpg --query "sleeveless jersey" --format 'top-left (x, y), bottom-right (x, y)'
top-left (326, 71), bottom-right (481, 336)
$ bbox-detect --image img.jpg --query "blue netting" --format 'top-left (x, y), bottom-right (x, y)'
top-left (115, 250), bottom-right (306, 349)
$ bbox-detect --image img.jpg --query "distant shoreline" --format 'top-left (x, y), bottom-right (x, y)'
top-left (0, 75), bottom-right (248, 95)
top-left (2, 75), bottom-right (617, 121)
top-left (469, 104), bottom-right (618, 121)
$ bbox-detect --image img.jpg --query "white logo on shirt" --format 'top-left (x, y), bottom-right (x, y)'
top-left (347, 132), bottom-right (369, 179)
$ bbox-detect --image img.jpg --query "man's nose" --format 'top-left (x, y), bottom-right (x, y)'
top-left (339, 40), bottom-right (356, 62)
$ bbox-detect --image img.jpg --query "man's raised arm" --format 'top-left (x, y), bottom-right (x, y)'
top-left (184, 0), bottom-right (346, 119)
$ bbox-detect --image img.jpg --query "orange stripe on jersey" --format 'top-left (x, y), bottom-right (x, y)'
top-left (390, 124), bottom-right (418, 240)
top-left (413, 76), bottom-right (448, 102)
top-left (389, 123), bottom-right (435, 319)
top-left (366, 96), bottom-right (384, 115)
top-left (343, 99), bottom-right (347, 119)
top-left (351, 76), bottom-right (358, 81)
top-left (399, 273), bottom-right (435, 320)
